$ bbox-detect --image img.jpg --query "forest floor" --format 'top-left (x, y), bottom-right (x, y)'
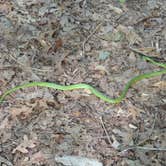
top-left (0, 0), bottom-right (165, 165)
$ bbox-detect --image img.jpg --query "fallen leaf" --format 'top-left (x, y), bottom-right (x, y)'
top-left (0, 116), bottom-right (11, 130)
top-left (117, 25), bottom-right (142, 44)
top-left (54, 38), bottom-right (63, 51)
top-left (53, 134), bottom-right (65, 144)
top-left (30, 151), bottom-right (47, 164)
top-left (127, 104), bottom-right (144, 120)
top-left (0, 2), bottom-right (12, 14)
top-left (12, 135), bottom-right (36, 154)
top-left (10, 105), bottom-right (33, 119)
top-left (0, 116), bottom-right (12, 143)
top-left (153, 81), bottom-right (166, 89)
top-left (95, 65), bottom-right (109, 75)
top-left (109, 4), bottom-right (123, 14)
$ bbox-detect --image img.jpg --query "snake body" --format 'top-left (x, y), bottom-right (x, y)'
top-left (0, 54), bottom-right (166, 104)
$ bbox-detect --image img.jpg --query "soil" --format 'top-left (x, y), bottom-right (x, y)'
top-left (0, 0), bottom-right (165, 165)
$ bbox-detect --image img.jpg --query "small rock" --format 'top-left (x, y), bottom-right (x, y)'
top-left (55, 156), bottom-right (103, 166)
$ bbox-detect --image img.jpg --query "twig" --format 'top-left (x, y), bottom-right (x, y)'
top-left (121, 146), bottom-right (166, 152)
top-left (99, 116), bottom-right (112, 144)
top-left (82, 23), bottom-right (102, 56)
top-left (149, 114), bottom-right (156, 136)
top-left (133, 15), bottom-right (160, 26)
top-left (129, 47), bottom-right (150, 57)
top-left (129, 47), bottom-right (165, 63)
top-left (82, 0), bottom-right (87, 16)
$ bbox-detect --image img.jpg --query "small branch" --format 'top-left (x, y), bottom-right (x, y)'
top-left (100, 116), bottom-right (112, 145)
top-left (121, 146), bottom-right (166, 152)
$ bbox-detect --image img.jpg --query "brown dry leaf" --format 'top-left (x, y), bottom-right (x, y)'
top-left (9, 99), bottom-right (51, 119)
top-left (0, 116), bottom-right (11, 130)
top-left (95, 65), bottom-right (109, 75)
top-left (117, 25), bottom-right (142, 44)
top-left (0, 2), bottom-right (12, 14)
top-left (10, 105), bottom-right (33, 119)
top-left (53, 134), bottom-right (65, 144)
top-left (0, 116), bottom-right (12, 143)
top-left (12, 135), bottom-right (36, 154)
top-left (48, 38), bottom-right (63, 53)
top-left (64, 90), bottom-right (84, 100)
top-left (54, 38), bottom-right (63, 51)
top-left (0, 108), bottom-right (18, 142)
top-left (153, 81), bottom-right (166, 89)
top-left (30, 151), bottom-right (47, 164)
top-left (31, 98), bottom-right (50, 111)
top-left (127, 104), bottom-right (145, 120)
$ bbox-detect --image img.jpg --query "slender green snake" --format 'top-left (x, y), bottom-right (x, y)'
top-left (0, 53), bottom-right (166, 104)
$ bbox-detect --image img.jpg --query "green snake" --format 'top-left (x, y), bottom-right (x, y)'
top-left (0, 53), bottom-right (166, 104)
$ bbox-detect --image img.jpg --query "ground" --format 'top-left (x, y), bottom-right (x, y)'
top-left (0, 0), bottom-right (166, 165)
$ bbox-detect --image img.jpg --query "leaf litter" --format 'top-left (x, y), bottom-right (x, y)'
top-left (0, 0), bottom-right (166, 165)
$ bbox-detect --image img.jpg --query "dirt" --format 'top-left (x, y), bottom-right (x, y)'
top-left (0, 0), bottom-right (166, 165)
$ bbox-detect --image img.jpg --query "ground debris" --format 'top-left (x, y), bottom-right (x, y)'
top-left (0, 0), bottom-right (165, 165)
